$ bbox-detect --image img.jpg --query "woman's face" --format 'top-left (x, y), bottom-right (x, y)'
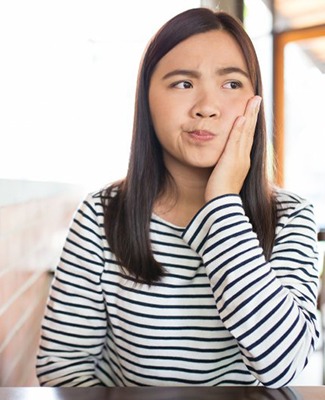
top-left (148, 30), bottom-right (255, 174)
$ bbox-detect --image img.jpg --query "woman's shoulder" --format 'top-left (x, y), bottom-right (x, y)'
top-left (81, 182), bottom-right (121, 210)
top-left (274, 187), bottom-right (311, 206)
top-left (273, 187), bottom-right (314, 220)
top-left (70, 186), bottom-right (114, 226)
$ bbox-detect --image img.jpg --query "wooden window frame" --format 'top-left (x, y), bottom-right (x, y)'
top-left (273, 24), bottom-right (325, 187)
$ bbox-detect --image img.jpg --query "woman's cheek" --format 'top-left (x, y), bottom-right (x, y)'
top-left (225, 97), bottom-right (250, 129)
top-left (224, 110), bottom-right (242, 134)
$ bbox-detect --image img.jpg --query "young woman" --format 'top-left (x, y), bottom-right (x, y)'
top-left (36, 8), bottom-right (319, 387)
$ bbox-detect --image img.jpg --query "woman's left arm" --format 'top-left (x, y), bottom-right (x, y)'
top-left (182, 194), bottom-right (320, 388)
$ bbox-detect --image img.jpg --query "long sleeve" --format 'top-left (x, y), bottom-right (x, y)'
top-left (36, 197), bottom-right (107, 387)
top-left (182, 193), bottom-right (320, 388)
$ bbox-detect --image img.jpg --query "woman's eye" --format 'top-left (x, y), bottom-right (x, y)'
top-left (172, 80), bottom-right (193, 89)
top-left (223, 81), bottom-right (242, 89)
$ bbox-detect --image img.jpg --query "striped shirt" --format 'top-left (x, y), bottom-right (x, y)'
top-left (36, 189), bottom-right (320, 388)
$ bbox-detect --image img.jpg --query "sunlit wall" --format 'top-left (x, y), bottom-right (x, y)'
top-left (0, 0), bottom-right (200, 191)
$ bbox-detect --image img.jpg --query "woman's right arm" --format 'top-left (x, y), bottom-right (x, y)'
top-left (36, 195), bottom-right (108, 387)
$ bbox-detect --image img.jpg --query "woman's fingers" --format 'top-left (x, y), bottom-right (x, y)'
top-left (204, 95), bottom-right (262, 201)
top-left (227, 95), bottom-right (262, 158)
top-left (232, 95), bottom-right (262, 148)
top-left (243, 95), bottom-right (262, 145)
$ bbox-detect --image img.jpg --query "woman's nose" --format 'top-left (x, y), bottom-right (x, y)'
top-left (191, 90), bottom-right (220, 119)
top-left (195, 110), bottom-right (217, 118)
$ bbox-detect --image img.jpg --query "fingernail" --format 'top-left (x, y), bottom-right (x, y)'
top-left (253, 96), bottom-right (262, 110)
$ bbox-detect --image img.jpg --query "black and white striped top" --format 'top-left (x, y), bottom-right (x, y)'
top-left (36, 189), bottom-right (320, 388)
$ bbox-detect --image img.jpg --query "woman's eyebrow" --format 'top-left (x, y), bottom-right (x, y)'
top-left (162, 67), bottom-right (250, 80)
top-left (217, 66), bottom-right (250, 78)
top-left (162, 69), bottom-right (200, 80)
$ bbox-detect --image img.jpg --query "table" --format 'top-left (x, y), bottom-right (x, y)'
top-left (1, 386), bottom-right (325, 400)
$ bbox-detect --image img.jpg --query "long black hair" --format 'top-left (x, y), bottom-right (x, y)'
top-left (101, 8), bottom-right (277, 284)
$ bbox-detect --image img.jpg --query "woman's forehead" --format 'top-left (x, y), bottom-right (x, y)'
top-left (154, 30), bottom-right (249, 76)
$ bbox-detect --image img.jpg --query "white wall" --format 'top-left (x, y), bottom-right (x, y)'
top-left (0, 0), bottom-right (200, 191)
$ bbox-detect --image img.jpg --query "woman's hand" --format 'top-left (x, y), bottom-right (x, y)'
top-left (205, 95), bottom-right (262, 202)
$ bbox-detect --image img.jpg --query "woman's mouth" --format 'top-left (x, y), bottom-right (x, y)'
top-left (188, 130), bottom-right (216, 142)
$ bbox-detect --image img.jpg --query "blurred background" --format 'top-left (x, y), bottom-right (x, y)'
top-left (0, 0), bottom-right (324, 387)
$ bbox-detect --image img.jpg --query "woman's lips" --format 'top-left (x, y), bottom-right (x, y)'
top-left (188, 130), bottom-right (216, 142)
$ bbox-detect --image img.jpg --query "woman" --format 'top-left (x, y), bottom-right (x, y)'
top-left (36, 8), bottom-right (319, 387)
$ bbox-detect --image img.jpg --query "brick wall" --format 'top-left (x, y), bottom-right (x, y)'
top-left (0, 182), bottom-right (84, 386)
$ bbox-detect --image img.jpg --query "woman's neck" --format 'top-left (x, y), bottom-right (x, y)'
top-left (154, 163), bottom-right (213, 227)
